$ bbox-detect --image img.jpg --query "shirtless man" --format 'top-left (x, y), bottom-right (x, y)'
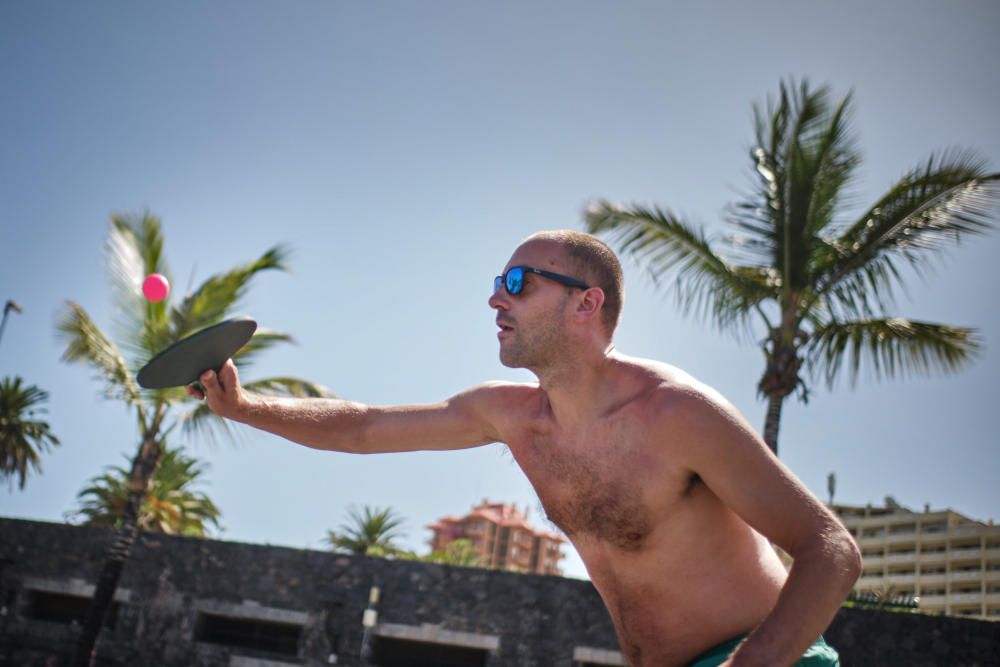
top-left (193, 230), bottom-right (861, 666)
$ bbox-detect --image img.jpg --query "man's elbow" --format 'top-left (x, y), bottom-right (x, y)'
top-left (827, 523), bottom-right (863, 588)
top-left (794, 522), bottom-right (862, 589)
top-left (845, 532), bottom-right (863, 583)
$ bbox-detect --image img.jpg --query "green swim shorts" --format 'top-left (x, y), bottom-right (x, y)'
top-left (688, 635), bottom-right (839, 666)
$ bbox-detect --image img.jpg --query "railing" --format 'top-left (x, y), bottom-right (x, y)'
top-left (887, 553), bottom-right (916, 563)
top-left (949, 592), bottom-right (982, 604)
top-left (950, 570), bottom-right (983, 581)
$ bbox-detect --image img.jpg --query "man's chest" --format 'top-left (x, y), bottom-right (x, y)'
top-left (507, 421), bottom-right (691, 551)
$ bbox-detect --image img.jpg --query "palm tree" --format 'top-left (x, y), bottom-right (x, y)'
top-left (586, 79), bottom-right (999, 454)
top-left (0, 376), bottom-right (61, 490)
top-left (69, 445), bottom-right (221, 537)
top-left (325, 505), bottom-right (408, 556)
top-left (423, 538), bottom-right (483, 567)
top-left (59, 212), bottom-right (333, 667)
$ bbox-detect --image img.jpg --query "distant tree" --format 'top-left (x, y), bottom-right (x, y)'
top-left (0, 376), bottom-right (60, 490)
top-left (422, 538), bottom-right (483, 567)
top-left (60, 212), bottom-right (333, 667)
top-left (69, 445), bottom-right (221, 537)
top-left (325, 505), bottom-right (407, 556)
top-left (587, 79), bottom-right (1000, 455)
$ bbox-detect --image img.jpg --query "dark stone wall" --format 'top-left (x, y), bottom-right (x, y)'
top-left (1, 518), bottom-right (998, 666)
top-left (827, 606), bottom-right (1000, 667)
top-left (0, 518), bottom-right (617, 666)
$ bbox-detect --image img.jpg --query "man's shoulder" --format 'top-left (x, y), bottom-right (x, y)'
top-left (460, 381), bottom-right (541, 411)
top-left (617, 355), bottom-right (719, 407)
top-left (621, 359), bottom-right (736, 432)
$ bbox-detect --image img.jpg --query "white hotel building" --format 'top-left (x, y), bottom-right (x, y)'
top-left (831, 501), bottom-right (1000, 620)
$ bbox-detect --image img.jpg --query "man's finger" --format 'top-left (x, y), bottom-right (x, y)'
top-left (201, 369), bottom-right (218, 390)
top-left (219, 359), bottom-right (238, 386)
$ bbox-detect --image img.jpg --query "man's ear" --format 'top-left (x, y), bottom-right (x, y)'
top-left (575, 287), bottom-right (606, 323)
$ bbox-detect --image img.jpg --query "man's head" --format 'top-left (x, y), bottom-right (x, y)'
top-left (489, 230), bottom-right (625, 370)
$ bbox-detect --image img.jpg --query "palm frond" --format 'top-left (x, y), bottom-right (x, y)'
top-left (57, 301), bottom-right (143, 408)
top-left (806, 317), bottom-right (982, 389)
top-left (733, 80), bottom-right (860, 290)
top-left (241, 377), bottom-right (335, 398)
top-left (69, 446), bottom-right (221, 536)
top-left (170, 245), bottom-right (291, 338)
top-left (325, 505), bottom-right (407, 555)
top-left (585, 200), bottom-right (774, 334)
top-left (106, 212), bottom-right (175, 358)
top-left (812, 151), bottom-right (1000, 317)
top-left (231, 329), bottom-right (297, 371)
top-left (0, 377), bottom-right (61, 489)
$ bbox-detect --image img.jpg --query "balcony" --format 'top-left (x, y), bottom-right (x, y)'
top-left (918, 573), bottom-right (948, 586)
top-left (919, 533), bottom-right (948, 546)
top-left (887, 553), bottom-right (916, 563)
top-left (917, 550), bottom-right (947, 562)
top-left (886, 533), bottom-right (917, 546)
top-left (950, 547), bottom-right (981, 559)
top-left (887, 574), bottom-right (915, 585)
top-left (861, 554), bottom-right (885, 567)
top-left (949, 592), bottom-right (982, 604)
top-left (951, 570), bottom-right (984, 581)
top-left (951, 525), bottom-right (984, 538)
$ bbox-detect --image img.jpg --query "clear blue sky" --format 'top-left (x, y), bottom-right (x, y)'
top-left (2, 1), bottom-right (998, 580)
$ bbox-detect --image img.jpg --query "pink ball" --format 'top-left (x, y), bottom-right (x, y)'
top-left (142, 274), bottom-right (170, 302)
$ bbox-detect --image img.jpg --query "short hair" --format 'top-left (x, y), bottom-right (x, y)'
top-left (526, 230), bottom-right (625, 333)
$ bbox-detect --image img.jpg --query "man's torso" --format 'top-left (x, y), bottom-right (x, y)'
top-left (492, 358), bottom-right (788, 666)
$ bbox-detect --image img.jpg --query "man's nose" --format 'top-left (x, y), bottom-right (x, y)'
top-left (488, 287), bottom-right (509, 311)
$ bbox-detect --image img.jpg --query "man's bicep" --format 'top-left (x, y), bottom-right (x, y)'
top-left (674, 395), bottom-right (836, 556)
top-left (360, 383), bottom-right (509, 453)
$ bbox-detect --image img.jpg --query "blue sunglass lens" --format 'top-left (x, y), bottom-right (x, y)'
top-left (505, 268), bottom-right (524, 294)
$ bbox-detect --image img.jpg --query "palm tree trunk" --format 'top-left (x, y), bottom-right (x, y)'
top-left (762, 393), bottom-right (783, 455)
top-left (73, 432), bottom-right (162, 667)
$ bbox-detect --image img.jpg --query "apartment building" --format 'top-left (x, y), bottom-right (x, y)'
top-left (831, 501), bottom-right (1000, 620)
top-left (427, 500), bottom-right (565, 576)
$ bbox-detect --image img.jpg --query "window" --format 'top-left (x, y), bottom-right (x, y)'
top-left (373, 637), bottom-right (488, 667)
top-left (194, 612), bottom-right (302, 657)
top-left (23, 590), bottom-right (118, 629)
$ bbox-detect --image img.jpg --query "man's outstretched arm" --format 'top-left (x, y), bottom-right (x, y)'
top-left (195, 360), bottom-right (506, 454)
top-left (670, 392), bottom-right (862, 667)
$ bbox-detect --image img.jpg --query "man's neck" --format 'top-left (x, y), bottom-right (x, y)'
top-left (534, 342), bottom-right (621, 427)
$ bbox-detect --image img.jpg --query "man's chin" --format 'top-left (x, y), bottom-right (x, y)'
top-left (498, 348), bottom-right (526, 369)
top-left (499, 355), bottom-right (523, 369)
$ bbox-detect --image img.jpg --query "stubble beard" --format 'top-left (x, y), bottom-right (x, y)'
top-left (498, 308), bottom-right (567, 374)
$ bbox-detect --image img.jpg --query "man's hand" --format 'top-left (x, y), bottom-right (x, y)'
top-left (186, 359), bottom-right (250, 422)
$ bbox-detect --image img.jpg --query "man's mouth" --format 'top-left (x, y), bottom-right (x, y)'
top-left (497, 320), bottom-right (514, 337)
